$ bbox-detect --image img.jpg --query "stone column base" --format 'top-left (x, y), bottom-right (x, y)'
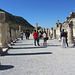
top-left (0, 47), bottom-right (3, 56)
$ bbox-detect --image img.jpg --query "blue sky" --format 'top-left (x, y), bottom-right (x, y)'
top-left (0, 0), bottom-right (75, 29)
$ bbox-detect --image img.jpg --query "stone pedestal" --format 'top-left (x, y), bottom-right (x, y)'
top-left (68, 21), bottom-right (73, 43)
top-left (0, 23), bottom-right (8, 47)
top-left (0, 11), bottom-right (9, 48)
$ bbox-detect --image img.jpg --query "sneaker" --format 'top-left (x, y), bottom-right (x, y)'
top-left (38, 45), bottom-right (40, 46)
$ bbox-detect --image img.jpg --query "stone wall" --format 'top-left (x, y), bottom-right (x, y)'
top-left (54, 12), bottom-right (75, 43)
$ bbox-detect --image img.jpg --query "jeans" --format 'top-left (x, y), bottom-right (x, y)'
top-left (34, 39), bottom-right (39, 46)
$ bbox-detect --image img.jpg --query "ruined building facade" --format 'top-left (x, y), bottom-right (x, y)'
top-left (55, 12), bottom-right (75, 43)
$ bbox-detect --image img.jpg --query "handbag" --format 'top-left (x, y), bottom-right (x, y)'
top-left (46, 37), bottom-right (48, 40)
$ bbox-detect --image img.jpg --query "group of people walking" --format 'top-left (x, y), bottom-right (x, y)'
top-left (25, 30), bottom-right (30, 40)
top-left (20, 29), bottom-right (69, 48)
top-left (33, 30), bottom-right (48, 47)
top-left (20, 30), bottom-right (30, 40)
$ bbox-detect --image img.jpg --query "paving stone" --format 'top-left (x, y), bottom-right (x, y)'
top-left (0, 34), bottom-right (75, 75)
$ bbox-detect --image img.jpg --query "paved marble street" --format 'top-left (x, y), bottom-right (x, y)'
top-left (0, 34), bottom-right (75, 75)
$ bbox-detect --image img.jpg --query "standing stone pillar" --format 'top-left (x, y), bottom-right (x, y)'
top-left (46, 28), bottom-right (48, 37)
top-left (68, 21), bottom-right (73, 43)
top-left (0, 11), bottom-right (8, 48)
top-left (7, 25), bottom-right (11, 47)
top-left (40, 28), bottom-right (43, 32)
top-left (17, 30), bottom-right (20, 38)
top-left (16, 30), bottom-right (18, 40)
top-left (48, 29), bottom-right (50, 39)
top-left (36, 23), bottom-right (38, 32)
top-left (7, 26), bottom-right (11, 44)
top-left (53, 28), bottom-right (56, 39)
top-left (14, 30), bottom-right (16, 42)
top-left (43, 28), bottom-right (45, 32)
top-left (50, 27), bottom-right (53, 39)
top-left (19, 26), bottom-right (21, 32)
top-left (18, 26), bottom-right (21, 37)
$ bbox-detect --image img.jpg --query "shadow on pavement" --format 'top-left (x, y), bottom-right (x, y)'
top-left (48, 45), bottom-right (61, 47)
top-left (6, 52), bottom-right (52, 56)
top-left (70, 46), bottom-right (75, 48)
top-left (11, 46), bottom-right (46, 49)
top-left (0, 65), bottom-right (14, 70)
top-left (14, 44), bottom-right (33, 46)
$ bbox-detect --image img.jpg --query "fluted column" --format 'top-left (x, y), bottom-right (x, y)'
top-left (68, 21), bottom-right (73, 43)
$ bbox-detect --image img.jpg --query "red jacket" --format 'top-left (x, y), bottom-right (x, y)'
top-left (33, 32), bottom-right (38, 39)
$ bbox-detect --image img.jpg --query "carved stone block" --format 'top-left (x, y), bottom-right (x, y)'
top-left (0, 12), bottom-right (5, 23)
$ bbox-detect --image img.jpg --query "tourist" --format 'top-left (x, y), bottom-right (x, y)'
top-left (20, 32), bottom-right (23, 40)
top-left (33, 30), bottom-right (40, 46)
top-left (25, 30), bottom-right (30, 40)
top-left (42, 31), bottom-right (48, 47)
top-left (39, 31), bottom-right (43, 39)
top-left (60, 29), bottom-right (66, 48)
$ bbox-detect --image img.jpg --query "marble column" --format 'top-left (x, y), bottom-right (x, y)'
top-left (50, 27), bottom-right (53, 39)
top-left (46, 28), bottom-right (48, 37)
top-left (43, 28), bottom-right (45, 32)
top-left (53, 28), bottom-right (56, 39)
top-left (68, 21), bottom-right (73, 43)
top-left (48, 29), bottom-right (50, 39)
top-left (36, 23), bottom-right (38, 32)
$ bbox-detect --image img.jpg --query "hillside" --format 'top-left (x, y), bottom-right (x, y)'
top-left (0, 9), bottom-right (34, 30)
